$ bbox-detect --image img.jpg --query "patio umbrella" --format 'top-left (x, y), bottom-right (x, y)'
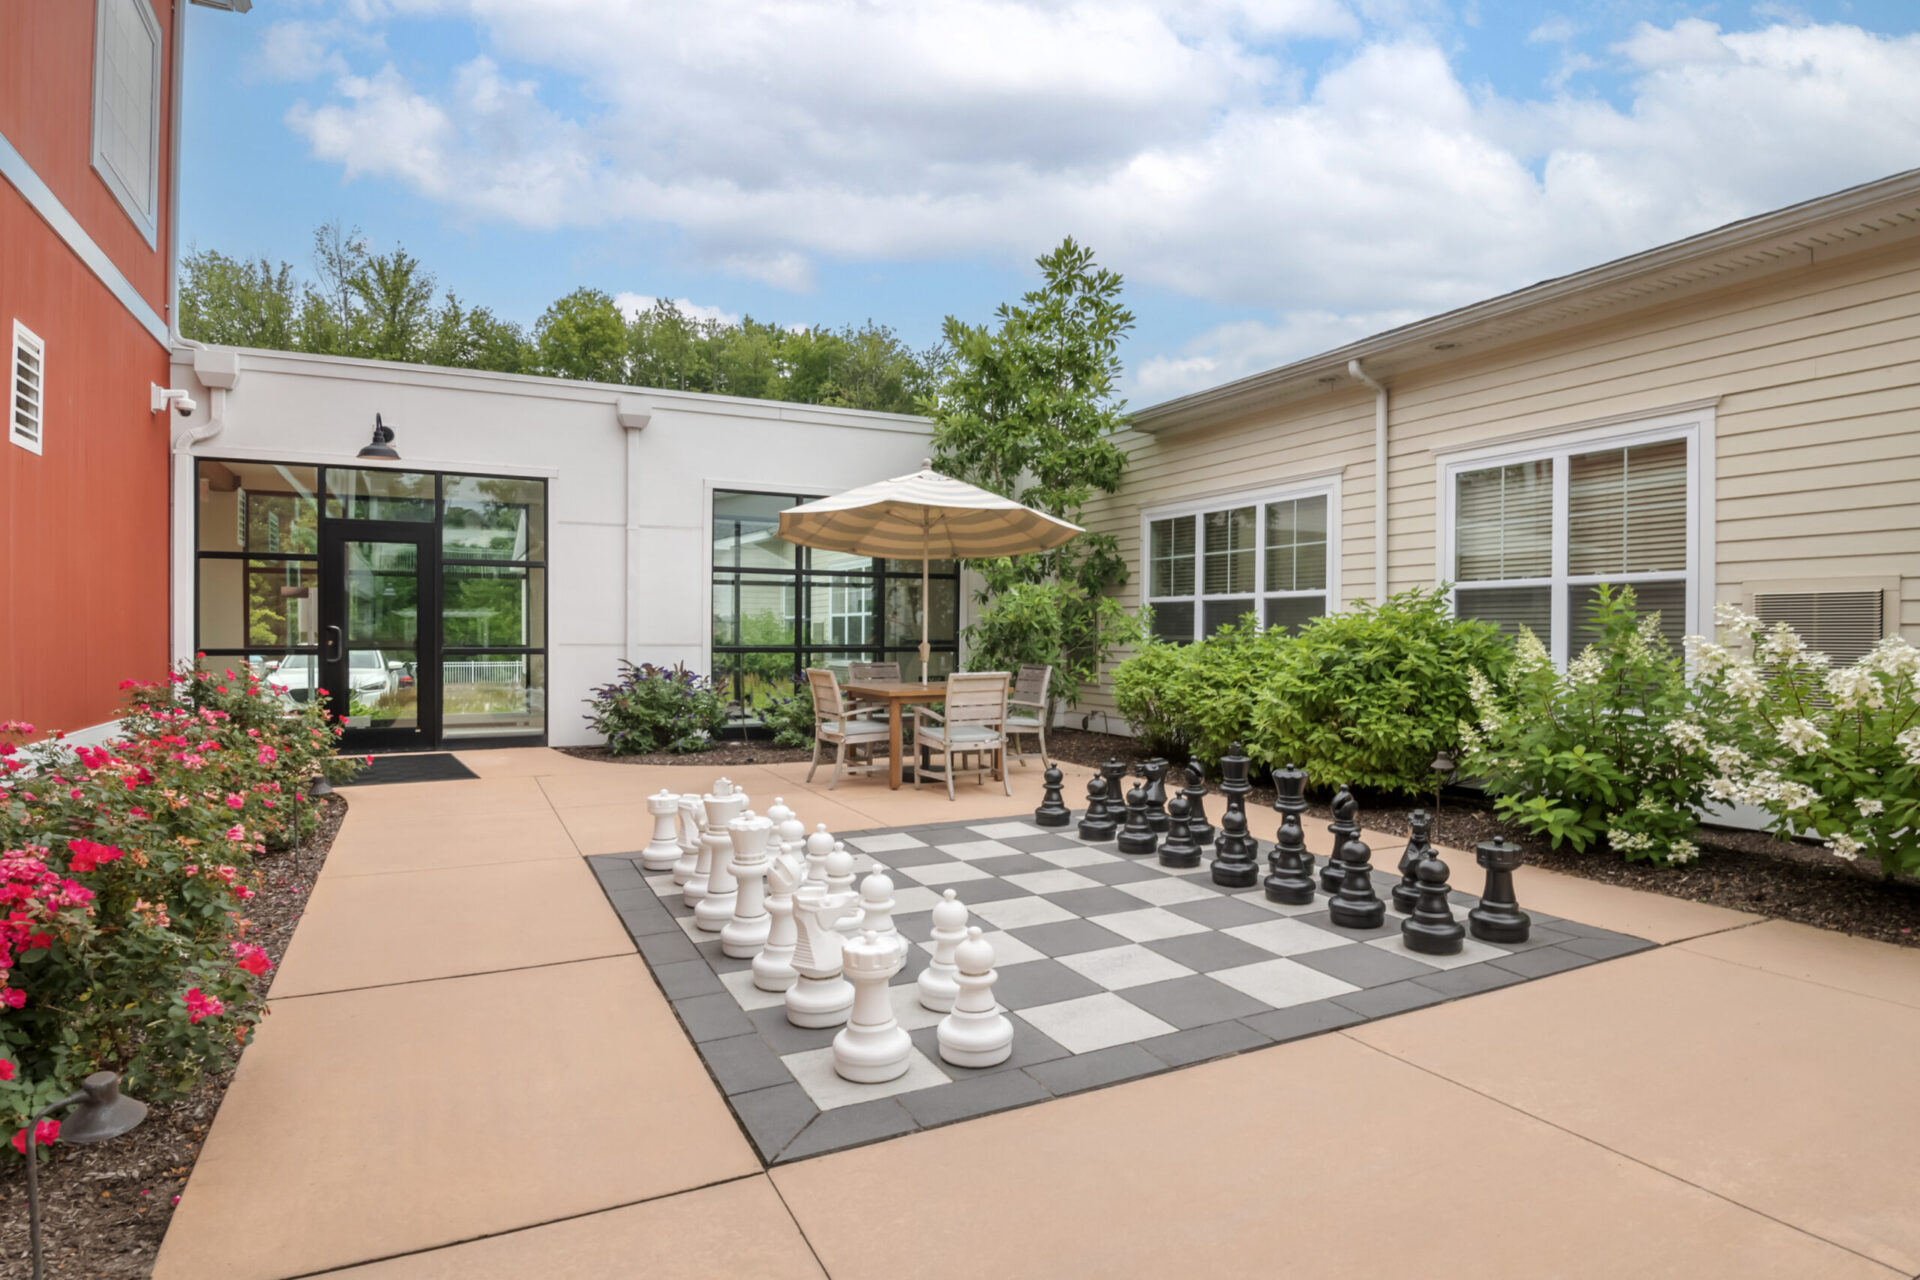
top-left (778, 464), bottom-right (1082, 684)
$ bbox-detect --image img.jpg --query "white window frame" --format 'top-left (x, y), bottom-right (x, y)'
top-left (10, 320), bottom-right (45, 456)
top-left (1434, 406), bottom-right (1716, 667)
top-left (1140, 476), bottom-right (1343, 643)
top-left (90, 0), bottom-right (164, 247)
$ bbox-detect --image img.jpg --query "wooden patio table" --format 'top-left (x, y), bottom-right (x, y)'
top-left (842, 678), bottom-right (952, 790)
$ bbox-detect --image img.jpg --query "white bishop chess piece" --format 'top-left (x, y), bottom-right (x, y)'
top-left (785, 880), bottom-right (859, 1028)
top-left (671, 796), bottom-right (702, 885)
top-left (917, 889), bottom-right (968, 1012)
top-left (803, 824), bottom-right (835, 885)
top-left (833, 929), bottom-right (912, 1083)
top-left (640, 790), bottom-right (682, 872)
top-left (694, 781), bottom-right (749, 931)
top-left (753, 852), bottom-right (805, 992)
top-left (938, 927), bottom-right (1013, 1068)
top-left (721, 812), bottom-right (775, 958)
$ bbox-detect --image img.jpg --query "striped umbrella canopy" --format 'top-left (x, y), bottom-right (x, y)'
top-left (779, 465), bottom-right (1082, 683)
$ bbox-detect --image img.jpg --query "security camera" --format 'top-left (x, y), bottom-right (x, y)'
top-left (151, 385), bottom-right (198, 417)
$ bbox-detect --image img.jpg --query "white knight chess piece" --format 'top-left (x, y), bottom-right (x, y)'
top-left (671, 795), bottom-right (702, 885)
top-left (785, 881), bottom-right (859, 1028)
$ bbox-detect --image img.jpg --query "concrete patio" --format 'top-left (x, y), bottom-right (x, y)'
top-left (155, 749), bottom-right (1920, 1279)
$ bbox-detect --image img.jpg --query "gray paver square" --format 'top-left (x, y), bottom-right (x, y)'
top-left (1008, 918), bottom-right (1131, 959)
top-left (1121, 975), bottom-right (1270, 1029)
top-left (1241, 998), bottom-right (1365, 1043)
top-left (991, 958), bottom-right (1104, 1007)
top-left (907, 1012), bottom-right (1072, 1077)
top-left (998, 832), bottom-right (1095, 854)
top-left (1561, 934), bottom-right (1655, 960)
top-left (969, 854), bottom-right (1059, 877)
top-left (1413, 963), bottom-right (1526, 998)
top-left (1167, 895), bottom-right (1282, 929)
top-left (1292, 941), bottom-right (1438, 987)
top-left (701, 1032), bottom-right (793, 1094)
top-left (893, 910), bottom-right (935, 943)
top-left (1143, 930), bottom-right (1275, 972)
top-left (747, 1004), bottom-right (840, 1056)
top-left (1295, 909), bottom-right (1402, 943)
top-left (896, 1069), bottom-right (1050, 1128)
top-left (869, 845), bottom-right (949, 868)
top-left (651, 958), bottom-right (726, 1000)
top-left (778, 1098), bottom-right (917, 1162)
top-left (1027, 1043), bottom-right (1163, 1095)
top-left (634, 928), bottom-right (701, 966)
top-left (730, 1082), bottom-right (816, 1160)
top-left (1043, 886), bottom-right (1147, 918)
top-left (1075, 859), bottom-right (1168, 885)
top-left (1333, 979), bottom-right (1452, 1019)
top-left (1140, 1019), bottom-right (1273, 1068)
top-left (676, 991), bottom-right (756, 1042)
top-left (1488, 945), bottom-right (1595, 978)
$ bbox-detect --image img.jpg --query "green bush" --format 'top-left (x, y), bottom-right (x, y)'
top-left (585, 662), bottom-right (729, 754)
top-left (1112, 620), bottom-right (1291, 767)
top-left (1247, 588), bottom-right (1509, 793)
top-left (760, 678), bottom-right (816, 750)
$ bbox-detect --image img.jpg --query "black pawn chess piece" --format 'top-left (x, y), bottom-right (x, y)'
top-left (1034, 765), bottom-right (1071, 828)
top-left (1182, 761), bottom-right (1215, 847)
top-left (1327, 838), bottom-right (1385, 929)
top-left (1116, 783), bottom-right (1159, 857)
top-left (1321, 784), bottom-right (1360, 893)
top-left (1264, 761), bottom-right (1315, 905)
top-left (1159, 794), bottom-right (1200, 868)
top-left (1210, 808), bottom-right (1259, 888)
top-left (1401, 852), bottom-right (1465, 955)
top-left (1078, 776), bottom-right (1117, 842)
top-left (1468, 837), bottom-right (1531, 943)
top-left (1392, 809), bottom-right (1434, 915)
top-left (1141, 758), bottom-right (1171, 833)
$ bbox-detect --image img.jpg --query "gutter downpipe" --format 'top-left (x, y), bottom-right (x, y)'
top-left (1347, 359), bottom-right (1388, 606)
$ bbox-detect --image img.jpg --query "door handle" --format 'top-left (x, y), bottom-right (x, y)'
top-left (324, 626), bottom-right (343, 663)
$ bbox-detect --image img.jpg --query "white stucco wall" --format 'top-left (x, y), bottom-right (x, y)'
top-left (167, 347), bottom-right (946, 747)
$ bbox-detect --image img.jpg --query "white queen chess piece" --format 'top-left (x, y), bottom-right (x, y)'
top-left (721, 812), bottom-right (775, 958)
top-left (671, 795), bottom-right (702, 885)
top-left (917, 889), bottom-right (968, 1012)
top-left (753, 852), bottom-right (805, 992)
top-left (804, 824), bottom-right (834, 885)
top-left (786, 880), bottom-right (860, 1028)
top-left (938, 927), bottom-right (1013, 1068)
top-left (694, 781), bottom-right (749, 931)
top-left (640, 790), bottom-right (681, 872)
top-left (833, 929), bottom-right (912, 1083)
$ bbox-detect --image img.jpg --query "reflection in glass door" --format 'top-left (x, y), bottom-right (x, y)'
top-left (322, 523), bottom-right (436, 749)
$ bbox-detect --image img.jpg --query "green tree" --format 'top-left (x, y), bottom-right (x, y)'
top-left (348, 245), bottom-right (437, 362)
top-left (177, 249), bottom-right (302, 350)
top-left (425, 293), bottom-right (531, 373)
top-left (536, 287), bottom-right (629, 383)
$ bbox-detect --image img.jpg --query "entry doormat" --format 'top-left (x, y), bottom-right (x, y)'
top-left (591, 814), bottom-right (1654, 1165)
top-left (340, 753), bottom-right (479, 785)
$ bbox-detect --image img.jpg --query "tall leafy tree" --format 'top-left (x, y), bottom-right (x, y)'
top-left (535, 287), bottom-right (629, 384)
top-left (349, 246), bottom-right (437, 362)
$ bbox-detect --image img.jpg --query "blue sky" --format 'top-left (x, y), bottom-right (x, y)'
top-left (180, 0), bottom-right (1920, 403)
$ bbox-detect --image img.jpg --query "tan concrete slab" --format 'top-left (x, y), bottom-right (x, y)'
top-left (1680, 919), bottom-right (1920, 1009)
top-left (271, 857), bottom-right (634, 998)
top-left (1350, 946), bottom-right (1920, 1274)
top-left (156, 957), bottom-right (757, 1280)
top-left (1495, 860), bottom-right (1761, 942)
top-left (320, 806), bottom-right (581, 876)
top-left (330, 1176), bottom-right (823, 1279)
top-left (451, 747), bottom-right (612, 779)
top-left (337, 774), bottom-right (557, 819)
top-left (763, 759), bottom-right (1096, 828)
top-left (775, 1030), bottom-right (1890, 1280)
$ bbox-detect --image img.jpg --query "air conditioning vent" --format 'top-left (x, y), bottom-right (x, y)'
top-left (9, 321), bottom-right (44, 455)
top-left (1752, 589), bottom-right (1883, 665)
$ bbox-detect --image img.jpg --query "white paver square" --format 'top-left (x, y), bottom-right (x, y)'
top-left (1366, 934), bottom-right (1509, 970)
top-left (782, 1045), bottom-right (950, 1110)
top-left (970, 822), bottom-right (1045, 838)
top-left (1212, 958), bottom-right (1359, 1008)
top-left (1087, 906), bottom-right (1210, 943)
top-left (900, 862), bottom-right (992, 887)
top-left (1019, 992), bottom-right (1177, 1054)
top-left (1005, 869), bottom-right (1101, 895)
top-left (847, 832), bottom-right (928, 853)
top-left (971, 896), bottom-right (1076, 929)
top-left (1223, 918), bottom-right (1352, 957)
top-left (1059, 944), bottom-right (1196, 990)
top-left (1117, 878), bottom-right (1216, 906)
top-left (917, 929), bottom-right (1046, 967)
top-left (720, 967), bottom-right (787, 1010)
top-left (938, 839), bottom-right (1024, 862)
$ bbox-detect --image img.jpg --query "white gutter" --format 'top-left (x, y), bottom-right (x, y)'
top-left (1347, 359), bottom-right (1388, 607)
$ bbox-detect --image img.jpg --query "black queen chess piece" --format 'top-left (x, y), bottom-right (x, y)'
top-left (1264, 761), bottom-right (1316, 905)
top-left (1034, 764), bottom-right (1071, 828)
top-left (1078, 776), bottom-right (1117, 842)
top-left (1392, 810), bottom-right (1435, 914)
top-left (1116, 783), bottom-right (1160, 857)
top-left (1321, 784), bottom-right (1360, 893)
top-left (1181, 761), bottom-right (1215, 848)
top-left (1468, 837), bottom-right (1532, 943)
top-left (1210, 808), bottom-right (1260, 888)
top-left (1140, 758), bottom-right (1172, 833)
top-left (1218, 743), bottom-right (1260, 860)
top-left (1159, 794), bottom-right (1201, 868)
top-left (1328, 838), bottom-right (1386, 929)
top-left (1401, 849), bottom-right (1465, 955)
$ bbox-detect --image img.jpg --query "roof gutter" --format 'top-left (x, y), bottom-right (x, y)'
top-left (1347, 360), bottom-right (1388, 607)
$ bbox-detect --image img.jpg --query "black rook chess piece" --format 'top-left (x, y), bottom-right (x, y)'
top-left (1077, 776), bottom-right (1117, 842)
top-left (1322, 784), bottom-right (1360, 893)
top-left (1116, 783), bottom-right (1159, 856)
top-left (1328, 839), bottom-right (1386, 929)
top-left (1034, 764), bottom-right (1071, 828)
top-left (1468, 837), bottom-right (1531, 943)
top-left (1159, 794), bottom-right (1201, 868)
top-left (1392, 810), bottom-right (1434, 914)
top-left (1211, 808), bottom-right (1260, 887)
top-left (1182, 761), bottom-right (1215, 847)
top-left (1264, 762), bottom-right (1315, 905)
top-left (1401, 851), bottom-right (1465, 955)
top-left (1141, 759), bottom-right (1171, 833)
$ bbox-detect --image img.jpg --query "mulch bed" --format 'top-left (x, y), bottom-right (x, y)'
top-left (1046, 728), bottom-right (1920, 949)
top-left (558, 741), bottom-right (815, 768)
top-left (0, 792), bottom-right (349, 1279)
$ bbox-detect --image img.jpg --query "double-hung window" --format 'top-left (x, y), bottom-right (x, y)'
top-left (1144, 482), bottom-right (1338, 643)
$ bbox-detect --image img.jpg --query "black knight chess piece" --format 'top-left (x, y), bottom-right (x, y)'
top-left (1321, 784), bottom-right (1360, 893)
top-left (1401, 851), bottom-right (1465, 955)
top-left (1264, 761), bottom-right (1315, 905)
top-left (1034, 764), bottom-right (1071, 828)
top-left (1182, 761), bottom-right (1215, 847)
top-left (1327, 838), bottom-right (1386, 929)
top-left (1159, 794), bottom-right (1201, 868)
top-left (1392, 809), bottom-right (1434, 914)
top-left (1116, 783), bottom-right (1159, 857)
top-left (1211, 808), bottom-right (1260, 888)
top-left (1141, 758), bottom-right (1171, 833)
top-left (1077, 776), bottom-right (1118, 842)
top-left (1468, 837), bottom-right (1531, 943)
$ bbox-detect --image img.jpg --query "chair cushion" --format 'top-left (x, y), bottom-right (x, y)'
top-left (1003, 713), bottom-right (1042, 730)
top-left (820, 718), bottom-right (891, 739)
top-left (918, 724), bottom-right (1002, 745)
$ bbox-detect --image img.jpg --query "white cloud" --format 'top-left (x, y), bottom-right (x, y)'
top-left (612, 293), bottom-right (743, 328)
top-left (1526, 14), bottom-right (1577, 44)
top-left (1129, 309), bottom-right (1423, 400)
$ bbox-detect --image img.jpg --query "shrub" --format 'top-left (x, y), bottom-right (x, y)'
top-left (964, 575), bottom-right (1146, 718)
top-left (585, 661), bottom-right (729, 754)
top-left (1111, 637), bottom-right (1198, 757)
top-left (760, 678), bottom-right (816, 750)
top-left (1112, 620), bottom-right (1291, 767)
top-left (1249, 588), bottom-right (1509, 793)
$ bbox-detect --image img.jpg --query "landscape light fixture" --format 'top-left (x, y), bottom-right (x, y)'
top-left (357, 414), bottom-right (399, 460)
top-left (25, 1072), bottom-right (148, 1280)
top-left (1430, 749), bottom-right (1457, 840)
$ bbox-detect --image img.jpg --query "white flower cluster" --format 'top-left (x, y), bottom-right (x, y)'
top-left (1607, 828), bottom-right (1654, 854)
top-left (1823, 664), bottom-right (1886, 712)
top-left (1825, 831), bottom-right (1863, 862)
top-left (1683, 634), bottom-right (1734, 676)
top-left (1708, 744), bottom-right (1749, 773)
top-left (1856, 797), bottom-right (1885, 817)
top-left (1758, 622), bottom-right (1808, 665)
top-left (1722, 663), bottom-right (1767, 705)
top-left (1711, 768), bottom-right (1817, 813)
top-left (1511, 630), bottom-right (1550, 677)
top-left (1467, 668), bottom-right (1502, 736)
top-left (1897, 727), bottom-right (1920, 769)
top-left (1663, 720), bottom-right (1707, 753)
top-left (1862, 635), bottom-right (1920, 682)
top-left (1775, 717), bottom-right (1828, 756)
top-left (1568, 649), bottom-right (1605, 686)
top-left (1714, 602), bottom-right (1761, 641)
top-left (1668, 839), bottom-right (1699, 865)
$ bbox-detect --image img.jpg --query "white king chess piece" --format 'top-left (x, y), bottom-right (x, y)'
top-left (671, 795), bottom-right (702, 885)
top-left (938, 927), bottom-right (1013, 1068)
top-left (917, 889), bottom-right (968, 1012)
top-left (785, 880), bottom-right (859, 1028)
top-left (640, 790), bottom-right (682, 872)
top-left (694, 781), bottom-right (749, 931)
top-left (721, 812), bottom-right (775, 958)
top-left (833, 929), bottom-right (912, 1083)
top-left (753, 852), bottom-right (805, 992)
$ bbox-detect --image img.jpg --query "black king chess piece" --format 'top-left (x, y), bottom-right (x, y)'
top-left (1401, 849), bottom-right (1465, 955)
top-left (1328, 838), bottom-right (1386, 929)
top-left (1321, 784), bottom-right (1360, 893)
top-left (1218, 743), bottom-right (1259, 860)
top-left (1116, 783), bottom-right (1159, 856)
top-left (1141, 758), bottom-right (1171, 833)
top-left (1392, 809), bottom-right (1434, 914)
top-left (1181, 761), bottom-right (1215, 847)
top-left (1468, 837), bottom-right (1531, 943)
top-left (1211, 808), bottom-right (1259, 887)
top-left (1077, 776), bottom-right (1117, 842)
top-left (1159, 794), bottom-right (1201, 868)
top-left (1034, 764), bottom-right (1071, 828)
top-left (1264, 761), bottom-right (1316, 905)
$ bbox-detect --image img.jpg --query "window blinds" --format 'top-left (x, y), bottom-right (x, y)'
top-left (1568, 441), bottom-right (1688, 576)
top-left (1455, 460), bottom-right (1552, 581)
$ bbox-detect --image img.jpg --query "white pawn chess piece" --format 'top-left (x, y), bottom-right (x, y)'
top-left (938, 927), bottom-right (1013, 1068)
top-left (854, 866), bottom-right (899, 944)
top-left (826, 844), bottom-right (858, 933)
top-left (754, 852), bottom-right (804, 992)
top-left (694, 782), bottom-right (748, 930)
top-left (917, 889), bottom-right (968, 1012)
top-left (803, 825), bottom-right (834, 885)
top-left (722, 812), bottom-right (775, 958)
top-left (834, 929), bottom-right (912, 1083)
top-left (671, 796), bottom-right (702, 885)
top-left (640, 790), bottom-right (682, 872)
top-left (765, 796), bottom-right (795, 842)
top-left (786, 881), bottom-right (858, 1027)
top-left (776, 803), bottom-right (807, 864)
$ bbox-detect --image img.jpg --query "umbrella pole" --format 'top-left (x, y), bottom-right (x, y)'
top-left (920, 545), bottom-right (931, 686)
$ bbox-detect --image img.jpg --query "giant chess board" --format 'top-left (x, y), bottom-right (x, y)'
top-left (590, 812), bottom-right (1652, 1164)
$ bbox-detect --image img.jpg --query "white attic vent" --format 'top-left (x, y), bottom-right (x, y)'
top-left (10, 321), bottom-right (44, 455)
top-left (1753, 588), bottom-right (1883, 665)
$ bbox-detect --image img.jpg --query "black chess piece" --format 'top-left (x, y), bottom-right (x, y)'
top-left (1159, 794), bottom-right (1201, 868)
top-left (1468, 838), bottom-right (1531, 943)
top-left (1141, 758), bottom-right (1171, 833)
top-left (1116, 783), bottom-right (1159, 856)
top-left (1077, 776), bottom-right (1117, 842)
top-left (1182, 761), bottom-right (1215, 847)
top-left (1210, 808), bottom-right (1259, 888)
top-left (1264, 762), bottom-right (1315, 905)
top-left (1034, 764), bottom-right (1071, 827)
top-left (1401, 852), bottom-right (1465, 955)
top-left (1219, 742), bottom-right (1261, 861)
top-left (1099, 758), bottom-right (1129, 810)
top-left (1392, 809), bottom-right (1434, 914)
top-left (1328, 839), bottom-right (1386, 929)
top-left (1321, 784), bottom-right (1359, 893)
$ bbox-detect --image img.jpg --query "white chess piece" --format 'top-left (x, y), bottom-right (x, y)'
top-left (694, 782), bottom-right (748, 931)
top-left (803, 824), bottom-right (834, 885)
top-left (721, 812), bottom-right (775, 958)
top-left (640, 790), bottom-right (681, 872)
top-left (938, 927), bottom-right (1013, 1068)
top-left (671, 796), bottom-right (702, 885)
top-left (826, 844), bottom-right (859, 933)
top-left (854, 866), bottom-right (899, 943)
top-left (786, 881), bottom-right (859, 1027)
top-left (833, 929), bottom-right (912, 1083)
top-left (917, 889), bottom-right (968, 1012)
top-left (776, 802), bottom-right (807, 864)
top-left (754, 853), bottom-right (804, 992)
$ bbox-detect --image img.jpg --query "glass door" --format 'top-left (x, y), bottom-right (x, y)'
top-left (321, 522), bottom-right (437, 749)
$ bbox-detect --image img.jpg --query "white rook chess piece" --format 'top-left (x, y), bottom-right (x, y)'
top-left (855, 866), bottom-right (899, 944)
top-left (786, 881), bottom-right (858, 1028)
top-left (671, 796), bottom-right (702, 885)
top-left (917, 889), bottom-right (968, 1012)
top-left (640, 790), bottom-right (681, 872)
top-left (938, 927), bottom-right (1013, 1068)
top-left (754, 852), bottom-right (804, 992)
top-left (834, 929), bottom-right (911, 1083)
top-left (694, 781), bottom-right (748, 931)
top-left (804, 824), bottom-right (834, 885)
top-left (722, 812), bottom-right (775, 958)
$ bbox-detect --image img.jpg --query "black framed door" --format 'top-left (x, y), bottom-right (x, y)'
top-left (321, 521), bottom-right (439, 751)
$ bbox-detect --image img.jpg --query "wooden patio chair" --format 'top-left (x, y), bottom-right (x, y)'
top-left (804, 667), bottom-right (891, 790)
top-left (1004, 663), bottom-right (1052, 766)
top-left (847, 660), bottom-right (911, 738)
top-left (913, 671), bottom-right (1012, 800)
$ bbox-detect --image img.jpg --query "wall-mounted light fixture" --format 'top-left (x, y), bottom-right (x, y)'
top-left (357, 414), bottom-right (399, 460)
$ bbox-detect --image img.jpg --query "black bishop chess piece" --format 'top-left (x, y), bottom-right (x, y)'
top-left (1141, 758), bottom-right (1171, 833)
top-left (1159, 794), bottom-right (1201, 868)
top-left (1401, 850), bottom-right (1465, 955)
top-left (1264, 761), bottom-right (1316, 905)
top-left (1328, 838), bottom-right (1385, 929)
top-left (1392, 810), bottom-right (1434, 914)
top-left (1181, 761), bottom-right (1215, 847)
top-left (1210, 807), bottom-right (1260, 887)
top-left (1321, 784), bottom-right (1360, 893)
top-left (1034, 765), bottom-right (1071, 828)
top-left (1468, 837), bottom-right (1531, 943)
top-left (1116, 783), bottom-right (1159, 856)
top-left (1077, 776), bottom-right (1117, 842)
